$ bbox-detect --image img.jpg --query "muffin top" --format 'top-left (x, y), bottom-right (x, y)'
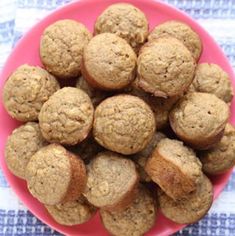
top-left (45, 196), bottom-right (96, 226)
top-left (5, 122), bottom-right (47, 179)
top-left (40, 19), bottom-right (91, 79)
top-left (3, 64), bottom-right (60, 122)
top-left (190, 63), bottom-right (233, 103)
top-left (95, 3), bottom-right (148, 52)
top-left (26, 144), bottom-right (72, 205)
top-left (83, 151), bottom-right (139, 209)
top-left (93, 94), bottom-right (156, 155)
top-left (148, 21), bottom-right (202, 61)
top-left (137, 37), bottom-right (196, 97)
top-left (82, 33), bottom-right (137, 90)
top-left (169, 92), bottom-right (229, 149)
top-left (39, 87), bottom-right (94, 145)
top-left (199, 123), bottom-right (235, 174)
top-left (158, 175), bottom-right (213, 224)
top-left (100, 185), bottom-right (156, 236)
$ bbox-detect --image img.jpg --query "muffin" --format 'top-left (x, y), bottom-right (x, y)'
top-left (26, 144), bottom-right (87, 205)
top-left (5, 122), bottom-right (47, 179)
top-left (189, 63), bottom-right (233, 103)
top-left (3, 64), bottom-right (60, 122)
top-left (148, 21), bottom-right (202, 61)
top-left (76, 76), bottom-right (108, 107)
top-left (133, 132), bottom-right (166, 182)
top-left (100, 185), bottom-right (156, 236)
top-left (137, 37), bottom-right (196, 98)
top-left (169, 92), bottom-right (229, 150)
top-left (83, 151), bottom-right (139, 210)
top-left (93, 94), bottom-right (156, 155)
top-left (199, 123), bottom-right (235, 174)
top-left (128, 82), bottom-right (180, 129)
top-left (39, 87), bottom-right (94, 145)
top-left (45, 196), bottom-right (96, 226)
top-left (158, 175), bottom-right (213, 224)
top-left (94, 3), bottom-right (148, 52)
top-left (82, 33), bottom-right (137, 90)
top-left (40, 19), bottom-right (91, 79)
top-left (145, 138), bottom-right (203, 200)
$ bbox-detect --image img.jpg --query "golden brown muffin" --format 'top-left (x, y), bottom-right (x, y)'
top-left (145, 138), bottom-right (203, 200)
top-left (83, 151), bottom-right (139, 211)
top-left (169, 92), bottom-right (229, 150)
top-left (40, 19), bottom-right (91, 79)
top-left (39, 87), bottom-right (94, 145)
top-left (100, 185), bottom-right (156, 236)
top-left (45, 196), bottom-right (96, 226)
top-left (133, 132), bottom-right (166, 182)
top-left (82, 33), bottom-right (137, 90)
top-left (158, 175), bottom-right (213, 224)
top-left (26, 144), bottom-right (87, 205)
top-left (148, 21), bottom-right (202, 61)
top-left (137, 37), bottom-right (196, 98)
top-left (5, 122), bottom-right (47, 179)
top-left (94, 3), bottom-right (148, 52)
top-left (75, 76), bottom-right (108, 107)
top-left (190, 63), bottom-right (233, 103)
top-left (199, 123), bottom-right (235, 174)
top-left (93, 94), bottom-right (156, 155)
top-left (3, 64), bottom-right (60, 122)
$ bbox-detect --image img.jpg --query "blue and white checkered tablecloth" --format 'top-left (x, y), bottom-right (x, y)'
top-left (0, 0), bottom-right (235, 235)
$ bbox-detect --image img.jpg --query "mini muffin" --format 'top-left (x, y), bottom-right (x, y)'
top-left (133, 132), bottom-right (166, 182)
top-left (26, 144), bottom-right (86, 205)
top-left (83, 151), bottom-right (139, 210)
top-left (189, 63), bottom-right (233, 103)
top-left (93, 94), bottom-right (156, 155)
top-left (137, 37), bottom-right (196, 98)
top-left (148, 21), bottom-right (202, 61)
top-left (45, 196), bottom-right (96, 226)
top-left (40, 19), bottom-right (91, 79)
top-left (5, 122), bottom-right (47, 179)
top-left (158, 175), bottom-right (213, 224)
top-left (199, 123), bottom-right (235, 174)
top-left (100, 185), bottom-right (156, 236)
top-left (94, 3), bottom-right (148, 52)
top-left (82, 33), bottom-right (137, 90)
top-left (169, 92), bottom-right (229, 150)
top-left (39, 87), bottom-right (94, 145)
top-left (145, 138), bottom-right (203, 200)
top-left (3, 64), bottom-right (60, 122)
top-left (76, 76), bottom-right (108, 107)
top-left (128, 82), bottom-right (179, 129)
top-left (68, 136), bottom-right (103, 163)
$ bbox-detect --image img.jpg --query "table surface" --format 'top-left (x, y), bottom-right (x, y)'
top-left (0, 0), bottom-right (235, 235)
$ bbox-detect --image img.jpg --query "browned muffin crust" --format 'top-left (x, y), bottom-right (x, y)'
top-left (26, 144), bottom-right (86, 205)
top-left (145, 138), bottom-right (203, 200)
top-left (158, 175), bottom-right (213, 224)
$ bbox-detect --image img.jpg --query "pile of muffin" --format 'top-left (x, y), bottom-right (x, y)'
top-left (3, 3), bottom-right (235, 236)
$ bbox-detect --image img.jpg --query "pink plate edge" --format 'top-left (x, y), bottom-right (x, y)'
top-left (0, 0), bottom-right (234, 235)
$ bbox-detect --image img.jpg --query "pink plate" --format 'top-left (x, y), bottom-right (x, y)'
top-left (0, 0), bottom-right (235, 235)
